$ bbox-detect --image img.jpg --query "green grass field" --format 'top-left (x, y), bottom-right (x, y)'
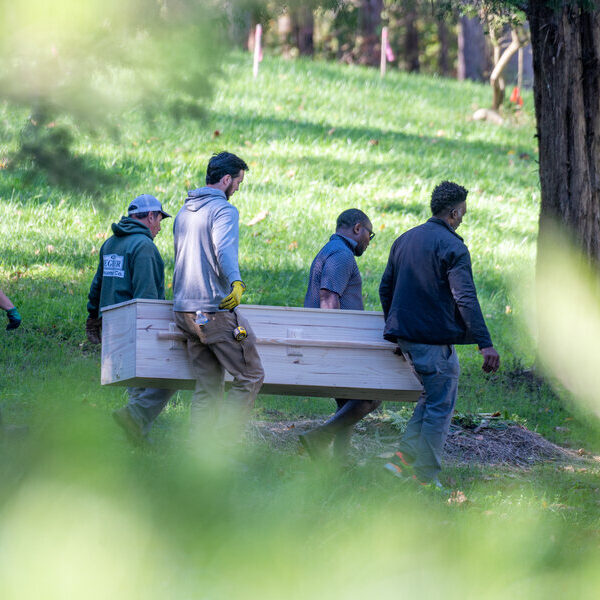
top-left (1, 53), bottom-right (600, 598)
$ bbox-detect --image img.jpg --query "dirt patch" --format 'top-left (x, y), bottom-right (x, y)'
top-left (249, 415), bottom-right (580, 467)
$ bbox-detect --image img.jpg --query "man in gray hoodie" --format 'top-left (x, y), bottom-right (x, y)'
top-left (173, 152), bottom-right (264, 438)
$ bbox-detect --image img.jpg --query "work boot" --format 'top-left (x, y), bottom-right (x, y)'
top-left (298, 428), bottom-right (335, 460)
top-left (299, 400), bottom-right (376, 461)
top-left (112, 406), bottom-right (145, 446)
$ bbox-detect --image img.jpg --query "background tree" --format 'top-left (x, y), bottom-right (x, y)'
top-left (525, 0), bottom-right (600, 264)
top-left (457, 13), bottom-right (489, 80)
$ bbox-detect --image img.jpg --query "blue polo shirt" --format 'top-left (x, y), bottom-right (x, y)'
top-left (304, 234), bottom-right (364, 310)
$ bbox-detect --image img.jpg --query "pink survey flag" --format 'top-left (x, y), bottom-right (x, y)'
top-left (385, 40), bottom-right (395, 63)
top-left (253, 24), bottom-right (263, 78)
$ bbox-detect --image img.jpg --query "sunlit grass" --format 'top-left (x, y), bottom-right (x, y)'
top-left (1, 52), bottom-right (600, 597)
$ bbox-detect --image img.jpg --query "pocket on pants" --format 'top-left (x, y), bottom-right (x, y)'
top-left (399, 343), bottom-right (448, 377)
top-left (202, 313), bottom-right (234, 344)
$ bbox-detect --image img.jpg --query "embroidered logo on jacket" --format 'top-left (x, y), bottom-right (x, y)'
top-left (103, 254), bottom-right (125, 278)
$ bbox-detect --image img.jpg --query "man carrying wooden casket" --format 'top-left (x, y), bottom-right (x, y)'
top-left (379, 181), bottom-right (500, 489)
top-left (86, 194), bottom-right (175, 444)
top-left (172, 152), bottom-right (264, 440)
top-left (299, 208), bottom-right (381, 460)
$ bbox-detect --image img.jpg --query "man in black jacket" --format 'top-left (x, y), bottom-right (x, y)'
top-left (379, 181), bottom-right (499, 488)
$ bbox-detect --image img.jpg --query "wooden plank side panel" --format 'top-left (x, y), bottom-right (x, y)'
top-left (101, 300), bottom-right (422, 401)
top-left (135, 329), bottom-right (195, 381)
top-left (101, 303), bottom-right (137, 385)
top-left (237, 305), bottom-right (392, 344)
top-left (255, 344), bottom-right (418, 390)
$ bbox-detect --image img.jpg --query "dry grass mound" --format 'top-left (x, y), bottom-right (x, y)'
top-left (250, 411), bottom-right (580, 467)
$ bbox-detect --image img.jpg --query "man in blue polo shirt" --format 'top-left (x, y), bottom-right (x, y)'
top-left (299, 208), bottom-right (380, 460)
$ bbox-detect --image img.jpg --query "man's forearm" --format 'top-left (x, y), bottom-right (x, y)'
top-left (319, 289), bottom-right (340, 309)
top-left (0, 289), bottom-right (15, 311)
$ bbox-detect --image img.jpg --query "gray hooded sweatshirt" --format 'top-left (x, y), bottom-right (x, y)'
top-left (173, 187), bottom-right (242, 312)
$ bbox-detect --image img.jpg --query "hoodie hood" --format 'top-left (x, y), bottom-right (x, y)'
top-left (111, 216), bottom-right (153, 239)
top-left (184, 187), bottom-right (227, 212)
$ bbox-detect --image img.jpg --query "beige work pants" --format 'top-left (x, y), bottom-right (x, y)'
top-left (174, 310), bottom-right (264, 440)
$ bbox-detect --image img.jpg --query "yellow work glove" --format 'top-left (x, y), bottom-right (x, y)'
top-left (219, 281), bottom-right (246, 310)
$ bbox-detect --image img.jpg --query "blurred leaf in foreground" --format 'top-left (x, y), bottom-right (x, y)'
top-left (525, 221), bottom-right (600, 418)
top-left (0, 0), bottom-right (225, 189)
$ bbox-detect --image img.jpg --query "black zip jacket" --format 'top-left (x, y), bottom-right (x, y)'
top-left (379, 217), bottom-right (493, 348)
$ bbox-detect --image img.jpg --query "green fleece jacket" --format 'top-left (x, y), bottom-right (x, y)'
top-left (87, 217), bottom-right (165, 318)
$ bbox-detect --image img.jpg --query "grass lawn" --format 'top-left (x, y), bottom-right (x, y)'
top-left (1, 52), bottom-right (600, 598)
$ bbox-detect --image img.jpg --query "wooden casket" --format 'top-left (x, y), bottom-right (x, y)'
top-left (100, 299), bottom-right (422, 402)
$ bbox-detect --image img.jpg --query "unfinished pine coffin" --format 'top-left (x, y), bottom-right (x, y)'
top-left (100, 299), bottom-right (422, 402)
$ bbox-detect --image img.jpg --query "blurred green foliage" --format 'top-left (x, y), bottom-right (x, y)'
top-left (0, 0), bottom-right (224, 187)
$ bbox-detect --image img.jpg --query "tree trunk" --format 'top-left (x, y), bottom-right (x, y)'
top-left (457, 15), bottom-right (487, 81)
top-left (437, 16), bottom-right (450, 76)
top-left (404, 7), bottom-right (420, 72)
top-left (290, 6), bottom-right (314, 56)
top-left (358, 0), bottom-right (383, 66)
top-left (527, 1), bottom-right (600, 263)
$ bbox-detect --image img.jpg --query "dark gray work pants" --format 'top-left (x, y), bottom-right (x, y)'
top-left (126, 387), bottom-right (175, 435)
top-left (396, 340), bottom-right (460, 482)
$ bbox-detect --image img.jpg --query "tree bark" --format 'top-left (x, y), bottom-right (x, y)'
top-left (437, 16), bottom-right (450, 76)
top-left (290, 6), bottom-right (314, 56)
top-left (457, 15), bottom-right (487, 81)
top-left (527, 1), bottom-right (600, 263)
top-left (404, 7), bottom-right (420, 72)
top-left (358, 0), bottom-right (383, 66)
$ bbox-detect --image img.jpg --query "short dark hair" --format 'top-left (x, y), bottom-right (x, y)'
top-left (336, 208), bottom-right (370, 230)
top-left (129, 210), bottom-right (161, 220)
top-left (430, 181), bottom-right (468, 216)
top-left (205, 152), bottom-right (249, 185)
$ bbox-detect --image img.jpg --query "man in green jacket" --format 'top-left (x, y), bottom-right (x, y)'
top-left (87, 194), bottom-right (174, 444)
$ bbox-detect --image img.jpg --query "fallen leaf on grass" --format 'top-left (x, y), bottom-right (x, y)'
top-left (288, 241), bottom-right (298, 251)
top-left (247, 210), bottom-right (269, 226)
top-left (447, 490), bottom-right (468, 504)
top-left (46, 245), bottom-right (55, 253)
top-left (368, 139), bottom-right (379, 146)
top-left (377, 452), bottom-right (396, 459)
top-left (327, 128), bottom-right (336, 135)
top-left (213, 130), bottom-right (221, 137)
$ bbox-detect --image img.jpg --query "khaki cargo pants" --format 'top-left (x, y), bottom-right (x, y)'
top-left (174, 310), bottom-right (264, 437)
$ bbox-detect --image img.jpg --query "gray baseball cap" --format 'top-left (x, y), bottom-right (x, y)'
top-left (128, 194), bottom-right (172, 218)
